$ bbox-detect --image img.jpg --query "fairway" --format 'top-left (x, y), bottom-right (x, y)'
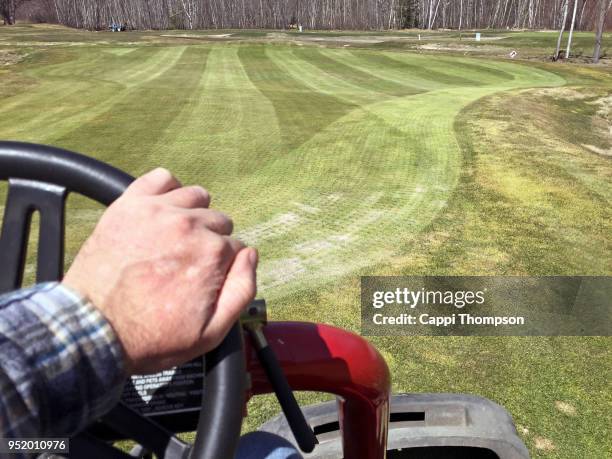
top-left (1, 25), bottom-right (611, 458)
top-left (0, 36), bottom-right (565, 297)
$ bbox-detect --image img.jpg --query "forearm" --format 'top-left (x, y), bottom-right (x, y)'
top-left (0, 283), bottom-right (126, 437)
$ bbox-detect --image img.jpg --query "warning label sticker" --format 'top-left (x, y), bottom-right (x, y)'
top-left (120, 359), bottom-right (204, 416)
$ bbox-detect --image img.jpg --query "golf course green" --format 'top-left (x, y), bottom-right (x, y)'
top-left (0, 25), bottom-right (610, 458)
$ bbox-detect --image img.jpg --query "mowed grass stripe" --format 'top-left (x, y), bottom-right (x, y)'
top-left (250, 94), bottom-right (463, 293)
top-left (0, 47), bottom-right (187, 142)
top-left (266, 47), bottom-right (387, 105)
top-left (244, 61), bottom-right (564, 296)
top-left (104, 47), bottom-right (187, 87)
top-left (33, 48), bottom-right (110, 81)
top-left (325, 49), bottom-right (477, 90)
top-left (431, 56), bottom-right (516, 83)
top-left (238, 45), bottom-right (356, 152)
top-left (234, 48), bottom-right (562, 296)
top-left (360, 51), bottom-right (481, 87)
top-left (375, 52), bottom-right (517, 87)
top-left (0, 50), bottom-right (107, 116)
top-left (53, 47), bottom-right (207, 172)
top-left (292, 47), bottom-right (422, 97)
top-left (150, 45), bottom-right (285, 213)
top-left (29, 46), bottom-right (177, 88)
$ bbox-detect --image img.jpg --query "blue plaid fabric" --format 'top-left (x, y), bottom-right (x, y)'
top-left (0, 283), bottom-right (126, 439)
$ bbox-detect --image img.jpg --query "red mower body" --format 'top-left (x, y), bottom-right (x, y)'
top-left (246, 322), bottom-right (391, 459)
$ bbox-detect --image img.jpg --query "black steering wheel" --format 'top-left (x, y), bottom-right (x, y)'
top-left (0, 141), bottom-right (246, 459)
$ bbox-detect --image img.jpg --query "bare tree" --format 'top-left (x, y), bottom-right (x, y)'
top-left (566, 0), bottom-right (579, 57)
top-left (554, 0), bottom-right (569, 59)
top-left (593, 0), bottom-right (612, 62)
top-left (1, 0), bottom-right (17, 24)
top-left (40, 0), bottom-right (612, 31)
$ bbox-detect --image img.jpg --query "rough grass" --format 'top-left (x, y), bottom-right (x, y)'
top-left (0, 25), bottom-right (610, 458)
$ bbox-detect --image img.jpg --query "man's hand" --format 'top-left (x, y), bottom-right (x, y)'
top-left (62, 168), bottom-right (257, 375)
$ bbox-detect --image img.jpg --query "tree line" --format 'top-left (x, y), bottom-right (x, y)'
top-left (5, 0), bottom-right (611, 32)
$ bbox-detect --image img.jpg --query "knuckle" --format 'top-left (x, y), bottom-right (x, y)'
top-left (182, 186), bottom-right (197, 200)
top-left (143, 200), bottom-right (163, 218)
top-left (215, 213), bottom-right (233, 234)
top-left (186, 186), bottom-right (209, 206)
top-left (207, 235), bottom-right (229, 259)
top-left (172, 213), bottom-right (195, 235)
top-left (192, 186), bottom-right (210, 202)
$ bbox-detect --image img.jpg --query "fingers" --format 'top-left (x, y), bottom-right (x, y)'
top-left (125, 168), bottom-right (182, 197)
top-left (162, 186), bottom-right (211, 209)
top-left (207, 248), bottom-right (258, 345)
top-left (187, 209), bottom-right (234, 235)
top-left (222, 235), bottom-right (245, 255)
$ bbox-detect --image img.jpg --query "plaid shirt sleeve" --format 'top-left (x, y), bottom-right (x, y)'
top-left (0, 282), bottom-right (127, 438)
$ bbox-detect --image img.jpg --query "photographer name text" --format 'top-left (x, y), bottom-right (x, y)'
top-left (370, 288), bottom-right (525, 327)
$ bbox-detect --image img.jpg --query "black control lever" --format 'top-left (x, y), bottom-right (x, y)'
top-left (242, 300), bottom-right (318, 453)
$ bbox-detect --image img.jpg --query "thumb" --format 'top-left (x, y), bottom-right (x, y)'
top-left (207, 248), bottom-right (258, 345)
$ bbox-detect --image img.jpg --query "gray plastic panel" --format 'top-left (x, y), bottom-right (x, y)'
top-left (259, 393), bottom-right (530, 458)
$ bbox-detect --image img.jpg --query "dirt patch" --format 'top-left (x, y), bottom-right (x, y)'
top-left (266, 33), bottom-right (392, 44)
top-left (299, 35), bottom-right (387, 44)
top-left (533, 437), bottom-right (556, 452)
top-left (590, 94), bottom-right (612, 124)
top-left (582, 144), bottom-right (612, 156)
top-left (582, 94), bottom-right (612, 155)
top-left (554, 401), bottom-right (577, 416)
top-left (417, 43), bottom-right (500, 53)
top-left (3, 41), bottom-right (98, 47)
top-left (161, 33), bottom-right (233, 40)
top-left (266, 32), bottom-right (290, 40)
top-left (528, 88), bottom-right (612, 156)
top-left (533, 87), bottom-right (597, 100)
top-left (0, 49), bottom-right (26, 66)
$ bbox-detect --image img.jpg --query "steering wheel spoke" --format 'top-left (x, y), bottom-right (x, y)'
top-left (101, 402), bottom-right (190, 459)
top-left (0, 178), bottom-right (67, 293)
